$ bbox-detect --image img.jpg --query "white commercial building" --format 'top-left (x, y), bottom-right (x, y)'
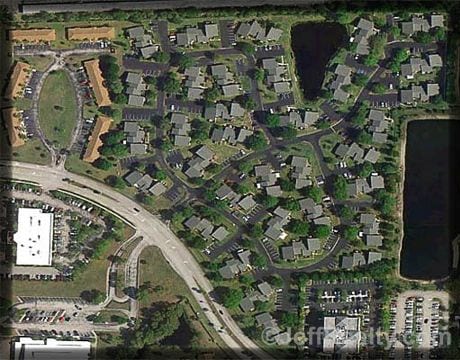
top-left (323, 316), bottom-right (361, 354)
top-left (14, 337), bottom-right (91, 360)
top-left (13, 208), bottom-right (54, 266)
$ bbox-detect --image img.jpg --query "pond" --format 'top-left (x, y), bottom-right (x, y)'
top-left (291, 22), bottom-right (347, 100)
top-left (400, 120), bottom-right (460, 280)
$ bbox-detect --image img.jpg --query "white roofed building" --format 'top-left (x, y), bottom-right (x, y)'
top-left (13, 337), bottom-right (91, 360)
top-left (14, 208), bottom-right (54, 266)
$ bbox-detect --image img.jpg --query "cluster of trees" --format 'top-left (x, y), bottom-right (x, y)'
top-left (374, 189), bottom-right (397, 217)
top-left (80, 289), bottom-right (105, 304)
top-left (262, 114), bottom-right (298, 139)
top-left (99, 55), bottom-right (124, 104)
top-left (332, 175), bottom-right (348, 200)
top-left (351, 102), bottom-right (370, 127)
top-left (100, 131), bottom-right (129, 157)
top-left (131, 303), bottom-right (185, 347)
top-left (363, 34), bottom-right (387, 67)
top-left (190, 119), bottom-right (211, 142)
top-left (388, 48), bottom-right (410, 73)
top-left (159, 72), bottom-right (181, 94)
top-left (245, 130), bottom-right (268, 150)
top-left (413, 27), bottom-right (446, 44)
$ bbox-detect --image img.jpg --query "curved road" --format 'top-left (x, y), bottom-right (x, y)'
top-left (0, 160), bottom-right (273, 360)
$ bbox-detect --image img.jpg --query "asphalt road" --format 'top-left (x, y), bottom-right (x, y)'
top-left (0, 160), bottom-right (273, 360)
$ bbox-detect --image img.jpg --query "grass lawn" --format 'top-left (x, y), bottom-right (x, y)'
top-left (2, 134), bottom-right (51, 165)
top-left (65, 154), bottom-right (119, 183)
top-left (11, 240), bottom-right (120, 298)
top-left (319, 133), bottom-right (343, 169)
top-left (106, 300), bottom-right (130, 311)
top-left (38, 70), bottom-right (78, 149)
top-left (280, 141), bottom-right (322, 177)
top-left (17, 55), bottom-right (54, 72)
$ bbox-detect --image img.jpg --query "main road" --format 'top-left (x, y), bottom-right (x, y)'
top-left (0, 160), bottom-right (272, 360)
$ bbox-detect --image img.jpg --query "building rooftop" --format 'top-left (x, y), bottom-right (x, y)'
top-left (13, 208), bottom-right (54, 266)
top-left (67, 26), bottom-right (115, 41)
top-left (83, 116), bottom-right (112, 163)
top-left (6, 61), bottom-right (31, 100)
top-left (13, 337), bottom-right (91, 360)
top-left (84, 59), bottom-right (112, 107)
top-left (10, 28), bottom-right (56, 42)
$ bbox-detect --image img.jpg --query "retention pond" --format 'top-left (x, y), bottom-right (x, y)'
top-left (400, 120), bottom-right (460, 280)
top-left (291, 22), bottom-right (347, 100)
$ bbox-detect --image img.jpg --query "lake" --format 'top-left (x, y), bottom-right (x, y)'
top-left (400, 120), bottom-right (460, 280)
top-left (291, 22), bottom-right (347, 100)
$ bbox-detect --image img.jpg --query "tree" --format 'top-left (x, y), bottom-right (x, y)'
top-left (161, 72), bottom-right (181, 94)
top-left (338, 205), bottom-right (355, 221)
top-left (203, 86), bottom-right (221, 103)
top-left (283, 197), bottom-right (300, 211)
top-left (245, 130), bottom-right (267, 150)
top-left (239, 274), bottom-right (255, 286)
top-left (358, 161), bottom-right (374, 178)
top-left (191, 119), bottom-right (210, 141)
top-left (236, 183), bottom-right (251, 195)
top-left (279, 178), bottom-right (295, 192)
top-left (187, 235), bottom-right (206, 250)
top-left (252, 253), bottom-right (268, 269)
top-left (100, 143), bottom-right (129, 157)
top-left (313, 224), bottom-right (331, 238)
top-left (155, 169), bottom-right (167, 181)
top-left (287, 219), bottom-right (310, 236)
top-left (372, 83), bottom-right (387, 94)
top-left (261, 195), bottom-right (279, 208)
top-left (305, 186), bottom-right (323, 204)
top-left (177, 53), bottom-right (195, 70)
top-left (269, 275), bottom-right (283, 288)
top-left (353, 73), bottom-right (368, 87)
top-left (103, 131), bottom-right (124, 146)
top-left (273, 126), bottom-right (297, 139)
top-left (356, 130), bottom-right (372, 145)
top-left (153, 51), bottom-right (170, 63)
top-left (238, 161), bottom-right (253, 175)
top-left (93, 158), bottom-right (112, 170)
top-left (316, 119), bottom-right (330, 129)
top-left (390, 26), bottom-right (401, 38)
top-left (414, 31), bottom-right (432, 44)
top-left (343, 226), bottom-right (359, 241)
top-left (280, 311), bottom-right (299, 328)
top-left (433, 27), bottom-right (446, 41)
top-left (333, 175), bottom-right (348, 200)
top-left (351, 103), bottom-right (368, 127)
top-left (80, 289), bottom-right (105, 304)
top-left (239, 95), bottom-right (256, 110)
top-left (221, 287), bottom-right (244, 309)
top-left (252, 68), bottom-right (265, 81)
top-left (237, 41), bottom-right (255, 56)
top-left (375, 190), bottom-right (396, 216)
top-left (137, 303), bottom-right (184, 346)
top-left (264, 113), bottom-right (280, 128)
top-left (249, 223), bottom-right (264, 239)
top-left (106, 175), bottom-right (126, 189)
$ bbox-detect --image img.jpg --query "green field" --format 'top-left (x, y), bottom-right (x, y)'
top-left (38, 70), bottom-right (78, 149)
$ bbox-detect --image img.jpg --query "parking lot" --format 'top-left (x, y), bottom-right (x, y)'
top-left (390, 290), bottom-right (449, 358)
top-left (254, 44), bottom-right (285, 59)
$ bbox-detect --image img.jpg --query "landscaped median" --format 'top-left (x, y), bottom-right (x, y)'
top-left (38, 69), bottom-right (78, 149)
